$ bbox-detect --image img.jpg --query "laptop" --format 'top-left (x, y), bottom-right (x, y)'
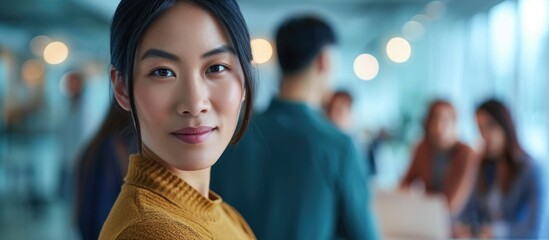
top-left (373, 190), bottom-right (451, 240)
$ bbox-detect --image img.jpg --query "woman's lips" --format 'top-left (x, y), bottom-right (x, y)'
top-left (171, 126), bottom-right (215, 144)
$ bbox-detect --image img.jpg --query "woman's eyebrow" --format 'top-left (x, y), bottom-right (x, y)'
top-left (141, 49), bottom-right (180, 62)
top-left (202, 45), bottom-right (236, 59)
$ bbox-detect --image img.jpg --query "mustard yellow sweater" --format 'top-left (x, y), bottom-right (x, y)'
top-left (99, 155), bottom-right (255, 240)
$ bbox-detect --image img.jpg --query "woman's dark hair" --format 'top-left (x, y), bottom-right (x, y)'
top-left (75, 101), bottom-right (132, 188)
top-left (276, 15), bottom-right (337, 76)
top-left (110, 0), bottom-right (254, 152)
top-left (74, 100), bottom-right (134, 239)
top-left (476, 99), bottom-right (526, 193)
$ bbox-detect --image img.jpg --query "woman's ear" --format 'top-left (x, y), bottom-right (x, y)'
top-left (111, 67), bottom-right (131, 111)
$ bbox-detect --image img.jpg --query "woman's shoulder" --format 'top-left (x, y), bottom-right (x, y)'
top-left (517, 154), bottom-right (538, 172)
top-left (220, 202), bottom-right (256, 238)
top-left (103, 187), bottom-right (204, 239)
top-left (112, 217), bottom-right (202, 240)
top-left (452, 141), bottom-right (478, 163)
top-left (453, 141), bottom-right (475, 154)
top-left (514, 154), bottom-right (545, 190)
top-left (521, 156), bottom-right (542, 175)
top-left (220, 202), bottom-right (243, 220)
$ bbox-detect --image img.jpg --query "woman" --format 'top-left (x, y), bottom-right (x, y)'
top-left (325, 90), bottom-right (354, 133)
top-left (99, 0), bottom-right (255, 239)
top-left (457, 99), bottom-right (544, 238)
top-left (401, 100), bottom-right (477, 216)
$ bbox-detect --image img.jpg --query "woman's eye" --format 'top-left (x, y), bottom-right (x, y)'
top-left (206, 65), bottom-right (226, 74)
top-left (151, 68), bottom-right (175, 77)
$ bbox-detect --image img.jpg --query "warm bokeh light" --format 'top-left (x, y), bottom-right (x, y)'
top-left (250, 38), bottom-right (273, 64)
top-left (402, 21), bottom-right (425, 41)
top-left (43, 41), bottom-right (69, 64)
top-left (386, 37), bottom-right (412, 63)
top-left (22, 59), bottom-right (45, 87)
top-left (354, 54), bottom-right (379, 81)
top-left (30, 35), bottom-right (51, 57)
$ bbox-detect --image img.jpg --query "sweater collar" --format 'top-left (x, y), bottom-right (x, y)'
top-left (124, 154), bottom-right (222, 219)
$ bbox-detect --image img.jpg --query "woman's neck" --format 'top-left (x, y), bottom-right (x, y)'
top-left (142, 145), bottom-right (211, 198)
top-left (426, 138), bottom-right (455, 153)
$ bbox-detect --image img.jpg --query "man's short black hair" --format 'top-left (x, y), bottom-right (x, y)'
top-left (275, 15), bottom-right (337, 76)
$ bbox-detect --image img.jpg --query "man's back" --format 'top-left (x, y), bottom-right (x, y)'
top-left (211, 99), bottom-right (378, 240)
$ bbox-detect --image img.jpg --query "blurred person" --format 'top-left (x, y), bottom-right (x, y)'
top-left (74, 101), bottom-right (135, 240)
top-left (325, 91), bottom-right (378, 177)
top-left (59, 71), bottom-right (87, 201)
top-left (325, 90), bottom-right (353, 133)
top-left (65, 71), bottom-right (84, 101)
top-left (61, 71), bottom-right (86, 153)
top-left (211, 15), bottom-right (378, 240)
top-left (400, 100), bottom-right (477, 217)
top-left (99, 0), bottom-right (256, 239)
top-left (456, 99), bottom-right (544, 238)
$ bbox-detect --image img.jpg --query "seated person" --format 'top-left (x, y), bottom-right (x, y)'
top-left (400, 100), bottom-right (477, 217)
top-left (456, 99), bottom-right (544, 239)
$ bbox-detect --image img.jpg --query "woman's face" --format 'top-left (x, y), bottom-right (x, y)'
top-left (476, 110), bottom-right (506, 159)
top-left (328, 95), bottom-right (353, 132)
top-left (426, 105), bottom-right (456, 150)
top-left (117, 3), bottom-right (245, 171)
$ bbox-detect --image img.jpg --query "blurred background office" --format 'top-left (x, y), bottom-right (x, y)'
top-left (0, 0), bottom-right (548, 239)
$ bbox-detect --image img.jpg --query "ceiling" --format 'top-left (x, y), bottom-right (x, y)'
top-left (0, 0), bottom-right (506, 29)
top-left (0, 0), bottom-right (506, 60)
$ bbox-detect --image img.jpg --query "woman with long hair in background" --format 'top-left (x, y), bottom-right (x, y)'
top-left (457, 99), bottom-right (544, 238)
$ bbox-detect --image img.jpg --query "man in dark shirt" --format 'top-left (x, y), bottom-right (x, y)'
top-left (211, 15), bottom-right (378, 240)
